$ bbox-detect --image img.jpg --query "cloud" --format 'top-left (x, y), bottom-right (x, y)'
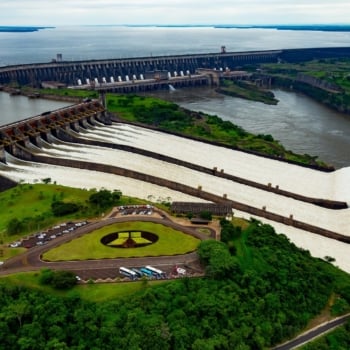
top-left (0, 0), bottom-right (349, 26)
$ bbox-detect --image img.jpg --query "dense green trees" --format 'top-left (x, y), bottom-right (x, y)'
top-left (88, 189), bottom-right (122, 210)
top-left (39, 269), bottom-right (77, 290)
top-left (6, 218), bottom-right (23, 235)
top-left (0, 220), bottom-right (349, 349)
top-left (51, 201), bottom-right (80, 216)
top-left (105, 93), bottom-right (331, 168)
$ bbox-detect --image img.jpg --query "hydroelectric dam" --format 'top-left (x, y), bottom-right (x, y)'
top-left (1, 47), bottom-right (350, 90)
top-left (0, 47), bottom-right (349, 268)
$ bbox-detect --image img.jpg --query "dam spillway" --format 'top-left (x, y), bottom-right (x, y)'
top-left (0, 101), bottom-right (349, 250)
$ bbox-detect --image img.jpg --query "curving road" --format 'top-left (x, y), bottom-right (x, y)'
top-left (2, 211), bottom-right (349, 349)
top-left (0, 212), bottom-right (212, 279)
top-left (272, 314), bottom-right (350, 350)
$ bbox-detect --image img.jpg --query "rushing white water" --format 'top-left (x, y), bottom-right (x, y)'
top-left (81, 123), bottom-right (350, 203)
top-left (0, 155), bottom-right (208, 204)
top-left (1, 122), bottom-right (349, 272)
top-left (32, 136), bottom-right (349, 235)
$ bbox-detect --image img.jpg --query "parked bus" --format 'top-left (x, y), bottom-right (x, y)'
top-left (119, 267), bottom-right (137, 280)
top-left (131, 268), bottom-right (144, 278)
top-left (139, 267), bottom-right (154, 278)
top-left (145, 265), bottom-right (166, 279)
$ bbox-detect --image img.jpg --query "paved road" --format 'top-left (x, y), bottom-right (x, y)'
top-left (0, 213), bottom-right (210, 278)
top-left (2, 212), bottom-right (349, 348)
top-left (272, 313), bottom-right (350, 350)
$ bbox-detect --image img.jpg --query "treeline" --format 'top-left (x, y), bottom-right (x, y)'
top-left (217, 79), bottom-right (278, 105)
top-left (1, 220), bottom-right (349, 349)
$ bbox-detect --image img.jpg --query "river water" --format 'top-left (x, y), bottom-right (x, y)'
top-left (143, 87), bottom-right (350, 169)
top-left (1, 26), bottom-right (349, 168)
top-left (1, 85), bottom-right (349, 169)
top-left (0, 91), bottom-right (71, 126)
top-left (2, 122), bottom-right (349, 272)
top-left (1, 26), bottom-right (350, 66)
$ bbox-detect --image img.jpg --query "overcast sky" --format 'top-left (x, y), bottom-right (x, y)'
top-left (1, 0), bottom-right (349, 26)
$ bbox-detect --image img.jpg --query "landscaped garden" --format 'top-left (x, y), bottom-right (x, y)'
top-left (42, 221), bottom-right (200, 261)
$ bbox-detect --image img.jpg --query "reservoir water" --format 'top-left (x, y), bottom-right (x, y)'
top-left (0, 91), bottom-right (71, 125)
top-left (1, 26), bottom-right (349, 168)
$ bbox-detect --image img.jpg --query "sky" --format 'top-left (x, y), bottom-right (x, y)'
top-left (0, 0), bottom-right (349, 26)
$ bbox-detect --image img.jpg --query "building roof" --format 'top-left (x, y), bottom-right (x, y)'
top-left (171, 202), bottom-right (232, 216)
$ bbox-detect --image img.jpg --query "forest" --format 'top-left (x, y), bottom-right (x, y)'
top-left (1, 219), bottom-right (349, 349)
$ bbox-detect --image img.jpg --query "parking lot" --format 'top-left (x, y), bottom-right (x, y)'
top-left (2, 212), bottom-right (211, 281)
top-left (9, 221), bottom-right (89, 249)
top-left (110, 205), bottom-right (156, 218)
top-left (73, 262), bottom-right (203, 283)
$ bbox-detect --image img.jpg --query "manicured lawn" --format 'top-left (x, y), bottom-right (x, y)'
top-left (108, 236), bottom-right (151, 245)
top-left (42, 221), bottom-right (200, 261)
top-left (0, 183), bottom-right (153, 261)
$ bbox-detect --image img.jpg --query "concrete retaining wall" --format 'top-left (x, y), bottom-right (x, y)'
top-left (21, 152), bottom-right (349, 244)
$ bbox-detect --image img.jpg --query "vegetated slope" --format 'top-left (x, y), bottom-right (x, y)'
top-left (1, 220), bottom-right (349, 349)
top-left (106, 93), bottom-right (331, 169)
top-left (217, 79), bottom-right (279, 105)
top-left (261, 58), bottom-right (350, 114)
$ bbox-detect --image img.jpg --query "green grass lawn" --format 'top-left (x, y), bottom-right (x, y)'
top-left (0, 271), bottom-right (167, 302)
top-left (108, 236), bottom-right (151, 245)
top-left (42, 221), bottom-right (200, 261)
top-left (0, 183), bottom-right (94, 241)
top-left (0, 183), bottom-right (99, 262)
top-left (108, 231), bottom-right (152, 245)
top-left (0, 183), bottom-right (157, 262)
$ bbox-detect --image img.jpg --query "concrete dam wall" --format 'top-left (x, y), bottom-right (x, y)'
top-left (0, 100), bottom-right (349, 245)
top-left (1, 47), bottom-right (350, 87)
top-left (6, 144), bottom-right (350, 245)
top-left (1, 125), bottom-right (348, 244)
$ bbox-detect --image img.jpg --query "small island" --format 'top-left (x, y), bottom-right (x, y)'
top-left (0, 26), bottom-right (53, 33)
